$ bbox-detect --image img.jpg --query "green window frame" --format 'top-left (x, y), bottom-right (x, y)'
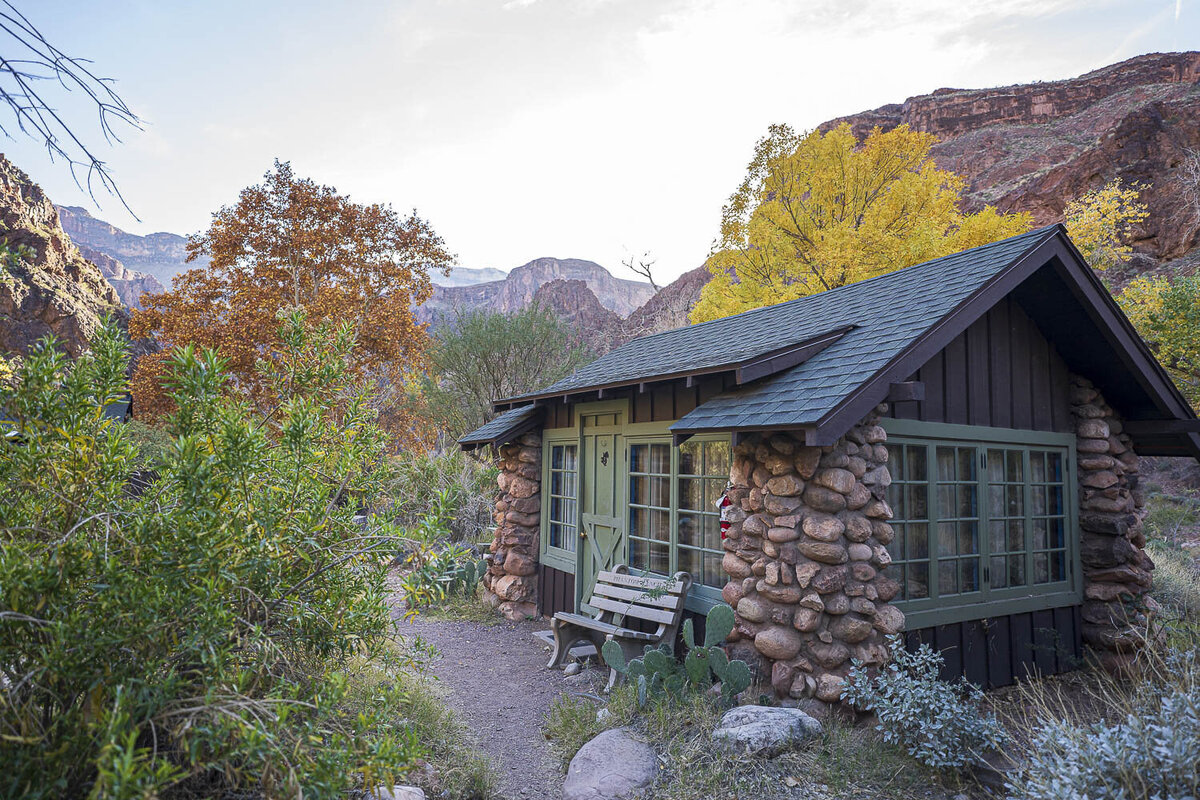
top-left (625, 432), bottom-right (731, 613)
top-left (540, 429), bottom-right (580, 573)
top-left (882, 419), bottom-right (1081, 629)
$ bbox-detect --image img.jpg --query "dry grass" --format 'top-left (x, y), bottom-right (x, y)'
top-left (417, 585), bottom-right (502, 626)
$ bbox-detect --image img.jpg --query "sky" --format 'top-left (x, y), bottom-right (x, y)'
top-left (1, 0), bottom-right (1196, 283)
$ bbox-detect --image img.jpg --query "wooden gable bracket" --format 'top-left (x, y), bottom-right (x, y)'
top-left (1123, 419), bottom-right (1200, 436)
top-left (887, 381), bottom-right (925, 402)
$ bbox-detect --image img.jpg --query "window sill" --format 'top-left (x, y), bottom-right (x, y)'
top-left (897, 588), bottom-right (1081, 630)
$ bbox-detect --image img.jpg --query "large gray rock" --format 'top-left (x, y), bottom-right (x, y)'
top-left (563, 727), bottom-right (659, 800)
top-left (711, 705), bottom-right (823, 757)
top-left (370, 786), bottom-right (425, 800)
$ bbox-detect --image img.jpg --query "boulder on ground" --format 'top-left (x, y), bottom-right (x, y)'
top-left (370, 786), bottom-right (425, 800)
top-left (563, 727), bottom-right (659, 800)
top-left (711, 705), bottom-right (822, 757)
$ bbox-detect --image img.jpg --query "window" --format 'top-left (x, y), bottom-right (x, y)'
top-left (677, 440), bottom-right (730, 589)
top-left (883, 422), bottom-right (1078, 628)
top-left (546, 443), bottom-right (578, 552)
top-left (629, 442), bottom-right (671, 574)
top-left (627, 437), bottom-right (730, 591)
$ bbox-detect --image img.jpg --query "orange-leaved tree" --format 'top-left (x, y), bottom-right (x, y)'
top-left (690, 123), bottom-right (1032, 323)
top-left (130, 160), bottom-right (453, 445)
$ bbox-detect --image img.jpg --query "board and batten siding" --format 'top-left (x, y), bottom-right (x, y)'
top-left (888, 296), bottom-right (1073, 433)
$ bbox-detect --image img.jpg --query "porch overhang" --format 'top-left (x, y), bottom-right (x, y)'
top-left (458, 404), bottom-right (544, 453)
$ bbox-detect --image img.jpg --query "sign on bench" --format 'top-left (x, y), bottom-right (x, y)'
top-left (546, 564), bottom-right (693, 691)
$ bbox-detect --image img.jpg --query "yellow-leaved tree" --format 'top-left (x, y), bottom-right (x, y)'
top-left (1118, 275), bottom-right (1200, 411)
top-left (1063, 178), bottom-right (1149, 272)
top-left (690, 123), bottom-right (1033, 323)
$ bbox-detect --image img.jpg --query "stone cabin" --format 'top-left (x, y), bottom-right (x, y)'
top-left (460, 225), bottom-right (1200, 705)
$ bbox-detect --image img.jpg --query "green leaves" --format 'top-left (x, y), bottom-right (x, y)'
top-left (0, 317), bottom-right (417, 798)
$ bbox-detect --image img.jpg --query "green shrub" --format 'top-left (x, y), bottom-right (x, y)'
top-left (1006, 649), bottom-right (1200, 800)
top-left (842, 634), bottom-right (1007, 769)
top-left (122, 418), bottom-right (173, 471)
top-left (0, 313), bottom-right (422, 799)
top-left (387, 448), bottom-right (497, 544)
top-left (1144, 493), bottom-right (1199, 546)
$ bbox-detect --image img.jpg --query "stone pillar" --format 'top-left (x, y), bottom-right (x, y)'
top-left (482, 432), bottom-right (541, 620)
top-left (1070, 375), bottom-right (1156, 669)
top-left (722, 407), bottom-right (902, 705)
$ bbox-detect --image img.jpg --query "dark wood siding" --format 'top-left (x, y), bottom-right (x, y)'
top-left (543, 400), bottom-right (573, 430)
top-left (538, 564), bottom-right (575, 617)
top-left (889, 297), bottom-right (1072, 432)
top-left (905, 605), bottom-right (1082, 688)
top-left (628, 374), bottom-right (739, 424)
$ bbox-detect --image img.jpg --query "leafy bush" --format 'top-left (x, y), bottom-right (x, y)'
top-left (842, 634), bottom-right (1007, 769)
top-left (122, 418), bottom-right (174, 471)
top-left (1006, 675), bottom-right (1200, 799)
top-left (0, 313), bottom-right (423, 799)
top-left (387, 448), bottom-right (497, 544)
top-left (1148, 541), bottom-right (1200, 623)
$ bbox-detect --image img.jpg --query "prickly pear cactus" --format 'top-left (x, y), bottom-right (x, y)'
top-left (704, 603), bottom-right (735, 648)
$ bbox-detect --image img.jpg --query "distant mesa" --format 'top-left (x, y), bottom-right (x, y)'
top-left (57, 204), bottom-right (206, 291)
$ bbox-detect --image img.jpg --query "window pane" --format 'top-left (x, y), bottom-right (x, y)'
top-left (991, 555), bottom-right (1007, 588)
top-left (630, 507), bottom-right (647, 539)
top-left (679, 478), bottom-right (703, 510)
top-left (938, 486), bottom-right (955, 519)
top-left (704, 551), bottom-right (723, 588)
top-left (648, 542), bottom-right (670, 574)
top-left (630, 476), bottom-right (649, 505)
top-left (630, 537), bottom-right (648, 571)
top-left (1007, 485), bottom-right (1024, 515)
top-left (1034, 552), bottom-right (1049, 584)
top-left (1007, 450), bottom-right (1023, 482)
top-left (649, 443), bottom-right (670, 473)
top-left (552, 445), bottom-right (565, 470)
top-left (705, 441), bottom-right (731, 477)
top-left (940, 560), bottom-right (958, 595)
top-left (909, 562), bottom-right (929, 599)
top-left (677, 441), bottom-right (699, 475)
top-left (678, 546), bottom-right (700, 582)
top-left (1033, 518), bottom-right (1047, 550)
top-left (702, 515), bottom-right (722, 551)
top-left (906, 485), bottom-right (928, 520)
top-left (937, 447), bottom-right (956, 482)
top-left (907, 522), bottom-right (929, 560)
top-left (958, 486), bottom-right (977, 518)
top-left (1030, 452), bottom-right (1046, 483)
top-left (1049, 486), bottom-right (1064, 514)
top-left (938, 521), bottom-right (956, 555)
top-left (960, 558), bottom-right (980, 593)
top-left (1008, 520), bottom-right (1025, 552)
top-left (1049, 517), bottom-right (1065, 549)
top-left (650, 508), bottom-right (670, 542)
top-left (1050, 552), bottom-right (1066, 582)
top-left (704, 477), bottom-right (724, 509)
top-left (1047, 452), bottom-right (1062, 481)
top-left (907, 446), bottom-right (927, 480)
top-left (988, 449), bottom-right (1005, 483)
top-left (1032, 486), bottom-right (1047, 516)
top-left (989, 485), bottom-right (1005, 517)
top-left (990, 520), bottom-right (1006, 553)
top-left (651, 476), bottom-right (670, 507)
top-left (678, 513), bottom-right (702, 547)
top-left (1008, 554), bottom-right (1026, 586)
top-left (958, 447), bottom-right (976, 480)
top-left (958, 521), bottom-right (979, 555)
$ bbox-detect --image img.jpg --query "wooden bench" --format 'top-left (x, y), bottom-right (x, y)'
top-left (546, 565), bottom-right (693, 691)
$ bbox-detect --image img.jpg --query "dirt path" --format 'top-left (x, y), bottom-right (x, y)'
top-left (398, 614), bottom-right (601, 800)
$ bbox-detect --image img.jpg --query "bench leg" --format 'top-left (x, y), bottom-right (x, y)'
top-left (547, 618), bottom-right (579, 670)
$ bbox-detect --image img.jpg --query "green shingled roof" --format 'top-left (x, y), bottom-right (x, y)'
top-left (458, 404), bottom-right (540, 447)
top-left (509, 225), bottom-right (1059, 432)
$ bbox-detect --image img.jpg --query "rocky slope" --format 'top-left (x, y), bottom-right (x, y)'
top-left (417, 256), bottom-right (656, 324)
top-left (58, 205), bottom-right (206, 287)
top-left (71, 242), bottom-right (164, 309)
top-left (529, 278), bottom-right (624, 353)
top-left (823, 51), bottom-right (1200, 278)
top-left (0, 155), bottom-right (125, 357)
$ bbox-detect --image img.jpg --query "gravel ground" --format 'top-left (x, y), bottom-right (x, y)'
top-left (397, 613), bottom-right (604, 800)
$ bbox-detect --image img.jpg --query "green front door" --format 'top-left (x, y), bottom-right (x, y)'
top-left (577, 405), bottom-right (625, 610)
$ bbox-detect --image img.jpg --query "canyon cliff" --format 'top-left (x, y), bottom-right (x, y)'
top-left (0, 156), bottom-right (125, 357)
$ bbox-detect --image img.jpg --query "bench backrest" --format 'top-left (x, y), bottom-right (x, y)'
top-left (588, 565), bottom-right (693, 638)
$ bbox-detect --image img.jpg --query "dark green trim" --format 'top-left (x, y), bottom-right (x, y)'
top-left (882, 418), bottom-right (1076, 446)
top-left (539, 429), bottom-right (581, 574)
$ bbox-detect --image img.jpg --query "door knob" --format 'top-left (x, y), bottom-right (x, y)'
top-left (580, 529), bottom-right (588, 539)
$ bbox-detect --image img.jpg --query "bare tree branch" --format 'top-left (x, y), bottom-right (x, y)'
top-left (0, 1), bottom-right (141, 216)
